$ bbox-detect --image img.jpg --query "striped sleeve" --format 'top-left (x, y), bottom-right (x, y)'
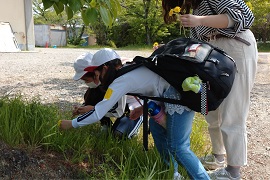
top-left (191, 0), bottom-right (254, 39)
top-left (216, 0), bottom-right (254, 36)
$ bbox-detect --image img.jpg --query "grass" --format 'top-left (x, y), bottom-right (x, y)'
top-left (64, 42), bottom-right (270, 52)
top-left (257, 42), bottom-right (270, 52)
top-left (0, 95), bottom-right (210, 179)
top-left (65, 44), bottom-right (154, 51)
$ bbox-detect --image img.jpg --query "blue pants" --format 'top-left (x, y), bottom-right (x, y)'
top-left (149, 109), bottom-right (209, 179)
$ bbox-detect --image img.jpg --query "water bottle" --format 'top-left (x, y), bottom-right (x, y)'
top-left (148, 101), bottom-right (166, 128)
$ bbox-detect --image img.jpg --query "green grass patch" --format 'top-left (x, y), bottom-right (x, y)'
top-left (65, 44), bottom-right (111, 49)
top-left (0, 95), bottom-right (61, 147)
top-left (116, 44), bottom-right (153, 51)
top-left (257, 42), bottom-right (270, 52)
top-left (65, 44), bottom-right (153, 51)
top-left (0, 95), bottom-right (210, 179)
top-left (46, 42), bottom-right (270, 52)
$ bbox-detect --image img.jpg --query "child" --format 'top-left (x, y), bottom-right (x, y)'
top-left (71, 52), bottom-right (143, 138)
top-left (59, 48), bottom-right (209, 179)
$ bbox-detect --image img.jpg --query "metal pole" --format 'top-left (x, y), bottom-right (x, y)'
top-left (143, 97), bottom-right (148, 151)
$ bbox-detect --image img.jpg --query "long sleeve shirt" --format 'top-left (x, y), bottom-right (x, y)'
top-left (72, 66), bottom-right (171, 128)
top-left (191, 0), bottom-right (254, 41)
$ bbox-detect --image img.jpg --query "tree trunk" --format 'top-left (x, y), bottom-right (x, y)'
top-left (74, 25), bottom-right (85, 45)
top-left (144, 0), bottom-right (151, 45)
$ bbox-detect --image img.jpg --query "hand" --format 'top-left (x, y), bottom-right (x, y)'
top-left (72, 105), bottom-right (94, 116)
top-left (179, 14), bottom-right (202, 27)
top-left (76, 105), bottom-right (94, 114)
top-left (58, 120), bottom-right (73, 130)
top-left (129, 106), bottom-right (143, 120)
top-left (179, 14), bottom-right (229, 29)
top-left (72, 105), bottom-right (80, 116)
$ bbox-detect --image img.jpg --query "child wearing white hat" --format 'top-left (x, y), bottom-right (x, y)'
top-left (69, 50), bottom-right (142, 138)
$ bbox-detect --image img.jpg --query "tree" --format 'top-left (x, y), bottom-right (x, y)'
top-left (121, 0), bottom-right (170, 45)
top-left (249, 0), bottom-right (270, 42)
top-left (33, 0), bottom-right (67, 25)
top-left (41, 0), bottom-right (182, 46)
top-left (41, 0), bottom-right (121, 27)
top-left (34, 0), bottom-right (89, 46)
top-left (39, 0), bottom-right (194, 47)
top-left (109, 0), bottom-right (180, 46)
top-left (40, 0), bottom-right (123, 46)
top-left (66, 15), bottom-right (86, 46)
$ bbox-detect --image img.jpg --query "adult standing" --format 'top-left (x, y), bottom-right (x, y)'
top-left (162, 0), bottom-right (258, 179)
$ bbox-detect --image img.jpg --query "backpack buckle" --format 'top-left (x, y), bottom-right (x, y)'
top-left (152, 55), bottom-right (158, 65)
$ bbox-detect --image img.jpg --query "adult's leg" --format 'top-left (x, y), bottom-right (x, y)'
top-left (207, 30), bottom-right (258, 166)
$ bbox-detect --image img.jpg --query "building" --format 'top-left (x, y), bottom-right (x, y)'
top-left (0, 0), bottom-right (35, 51)
top-left (34, 24), bottom-right (67, 47)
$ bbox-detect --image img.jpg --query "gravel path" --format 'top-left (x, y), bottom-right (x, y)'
top-left (0, 48), bottom-right (152, 107)
top-left (0, 48), bottom-right (269, 179)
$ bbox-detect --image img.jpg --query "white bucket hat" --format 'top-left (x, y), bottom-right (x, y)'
top-left (73, 52), bottom-right (94, 80)
top-left (84, 48), bottom-right (120, 72)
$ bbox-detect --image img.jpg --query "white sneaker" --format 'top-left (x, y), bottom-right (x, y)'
top-left (208, 168), bottom-right (241, 180)
top-left (200, 154), bottom-right (225, 170)
top-left (173, 172), bottom-right (184, 180)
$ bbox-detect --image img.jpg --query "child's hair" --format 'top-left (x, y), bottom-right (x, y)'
top-left (82, 72), bottom-right (95, 79)
top-left (97, 58), bottom-right (123, 91)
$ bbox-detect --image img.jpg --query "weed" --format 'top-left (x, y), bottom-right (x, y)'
top-left (0, 95), bottom-right (210, 179)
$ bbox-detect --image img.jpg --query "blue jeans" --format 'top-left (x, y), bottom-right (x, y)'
top-left (149, 109), bottom-right (209, 179)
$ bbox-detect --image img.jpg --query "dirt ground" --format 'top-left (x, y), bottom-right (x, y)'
top-left (0, 48), bottom-right (269, 179)
top-left (241, 54), bottom-right (270, 179)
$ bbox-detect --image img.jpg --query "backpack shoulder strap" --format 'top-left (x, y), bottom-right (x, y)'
top-left (114, 61), bottom-right (144, 79)
top-left (129, 56), bottom-right (184, 105)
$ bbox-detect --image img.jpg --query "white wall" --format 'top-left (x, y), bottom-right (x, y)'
top-left (0, 0), bottom-right (35, 51)
top-left (34, 25), bottom-right (67, 47)
top-left (34, 25), bottom-right (50, 47)
top-left (50, 29), bottom-right (67, 47)
top-left (0, 22), bottom-right (21, 52)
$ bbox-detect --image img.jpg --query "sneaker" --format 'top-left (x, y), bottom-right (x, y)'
top-left (173, 172), bottom-right (184, 180)
top-left (208, 168), bottom-right (241, 180)
top-left (200, 154), bottom-right (225, 170)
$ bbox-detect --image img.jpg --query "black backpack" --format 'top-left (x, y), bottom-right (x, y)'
top-left (116, 37), bottom-right (237, 115)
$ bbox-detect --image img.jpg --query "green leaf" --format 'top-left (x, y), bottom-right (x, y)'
top-left (82, 9), bottom-right (90, 25)
top-left (86, 8), bottom-right (98, 24)
top-left (85, 0), bottom-right (92, 4)
top-left (53, 2), bottom-right (64, 14)
top-left (100, 6), bottom-right (112, 27)
top-left (60, 0), bottom-right (68, 5)
top-left (104, 0), bottom-right (111, 9)
top-left (42, 0), bottom-right (54, 9)
top-left (68, 0), bottom-right (82, 12)
top-left (65, 6), bottom-right (74, 20)
top-left (53, 3), bottom-right (60, 14)
top-left (89, 0), bottom-right (96, 8)
top-left (110, 0), bottom-right (120, 19)
top-left (80, 0), bottom-right (86, 5)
